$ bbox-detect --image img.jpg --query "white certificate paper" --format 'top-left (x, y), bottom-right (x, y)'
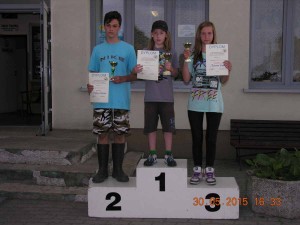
top-left (89, 72), bottom-right (109, 103)
top-left (206, 44), bottom-right (228, 76)
top-left (137, 50), bottom-right (159, 81)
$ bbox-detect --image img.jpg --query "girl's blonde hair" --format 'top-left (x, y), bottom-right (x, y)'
top-left (193, 21), bottom-right (217, 65)
top-left (147, 31), bottom-right (172, 51)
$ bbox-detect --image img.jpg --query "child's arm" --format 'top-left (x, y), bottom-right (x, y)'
top-left (111, 64), bottom-right (143, 83)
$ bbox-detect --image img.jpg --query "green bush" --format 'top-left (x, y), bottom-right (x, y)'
top-left (246, 148), bottom-right (300, 181)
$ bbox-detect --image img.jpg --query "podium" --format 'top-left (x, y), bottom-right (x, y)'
top-left (88, 159), bottom-right (239, 219)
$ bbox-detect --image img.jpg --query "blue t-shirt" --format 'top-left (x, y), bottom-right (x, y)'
top-left (187, 53), bottom-right (224, 113)
top-left (88, 41), bottom-right (137, 110)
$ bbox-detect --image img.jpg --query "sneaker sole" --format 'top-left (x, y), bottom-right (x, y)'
top-left (190, 180), bottom-right (201, 185)
top-left (165, 163), bottom-right (177, 167)
top-left (164, 161), bottom-right (177, 167)
top-left (206, 181), bottom-right (216, 185)
top-left (144, 161), bottom-right (157, 167)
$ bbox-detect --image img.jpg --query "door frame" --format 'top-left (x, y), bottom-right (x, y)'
top-left (39, 0), bottom-right (52, 135)
top-left (0, 1), bottom-right (52, 134)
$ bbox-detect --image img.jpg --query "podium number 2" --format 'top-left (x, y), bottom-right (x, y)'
top-left (106, 192), bottom-right (121, 211)
top-left (155, 172), bottom-right (165, 192)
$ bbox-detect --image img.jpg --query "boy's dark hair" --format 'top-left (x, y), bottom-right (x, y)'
top-left (104, 11), bottom-right (122, 26)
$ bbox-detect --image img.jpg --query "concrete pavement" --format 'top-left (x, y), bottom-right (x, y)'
top-left (0, 126), bottom-right (299, 224)
top-left (0, 197), bottom-right (299, 225)
top-left (0, 158), bottom-right (299, 225)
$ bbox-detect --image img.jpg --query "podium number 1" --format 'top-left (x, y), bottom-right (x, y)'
top-left (155, 172), bottom-right (165, 192)
top-left (105, 172), bottom-right (166, 211)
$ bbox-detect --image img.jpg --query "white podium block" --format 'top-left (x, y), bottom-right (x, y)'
top-left (136, 159), bottom-right (187, 191)
top-left (185, 177), bottom-right (239, 219)
top-left (136, 159), bottom-right (189, 218)
top-left (88, 178), bottom-right (138, 217)
top-left (88, 159), bottom-right (239, 219)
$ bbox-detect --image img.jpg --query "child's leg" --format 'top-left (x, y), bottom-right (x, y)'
top-left (163, 132), bottom-right (176, 166)
top-left (143, 103), bottom-right (159, 166)
top-left (148, 131), bottom-right (157, 151)
top-left (188, 110), bottom-right (204, 184)
top-left (160, 103), bottom-right (176, 167)
top-left (205, 112), bottom-right (222, 167)
top-left (92, 109), bottom-right (112, 183)
top-left (163, 132), bottom-right (172, 151)
top-left (188, 110), bottom-right (204, 167)
top-left (204, 112), bottom-right (222, 185)
top-left (144, 131), bottom-right (158, 166)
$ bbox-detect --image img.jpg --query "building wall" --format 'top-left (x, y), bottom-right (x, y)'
top-left (210, 0), bottom-right (300, 128)
top-left (51, 0), bottom-right (300, 131)
top-left (51, 0), bottom-right (92, 129)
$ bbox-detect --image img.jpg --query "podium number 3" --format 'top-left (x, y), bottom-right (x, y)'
top-left (106, 192), bottom-right (121, 211)
top-left (155, 172), bottom-right (165, 192)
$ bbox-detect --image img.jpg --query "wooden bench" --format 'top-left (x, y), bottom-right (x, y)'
top-left (230, 119), bottom-right (300, 168)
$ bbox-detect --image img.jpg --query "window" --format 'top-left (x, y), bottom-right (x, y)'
top-left (90, 0), bottom-right (208, 90)
top-left (134, 0), bottom-right (164, 51)
top-left (91, 0), bottom-right (124, 46)
top-left (250, 0), bottom-right (300, 90)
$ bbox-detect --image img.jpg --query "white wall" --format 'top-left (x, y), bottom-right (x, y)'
top-left (51, 0), bottom-right (92, 129)
top-left (51, 0), bottom-right (300, 130)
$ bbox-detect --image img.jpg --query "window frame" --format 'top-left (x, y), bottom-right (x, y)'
top-left (90, 0), bottom-right (208, 91)
top-left (249, 0), bottom-right (300, 92)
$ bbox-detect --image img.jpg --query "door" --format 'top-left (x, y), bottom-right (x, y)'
top-left (0, 36), bottom-right (27, 113)
top-left (0, 36), bottom-right (17, 113)
top-left (0, 3), bottom-right (41, 126)
top-left (39, 0), bottom-right (51, 135)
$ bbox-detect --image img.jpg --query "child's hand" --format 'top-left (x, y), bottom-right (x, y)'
top-left (220, 60), bottom-right (232, 84)
top-left (183, 49), bottom-right (191, 61)
top-left (223, 60), bottom-right (232, 73)
top-left (111, 76), bottom-right (125, 83)
top-left (87, 83), bottom-right (94, 94)
top-left (133, 64), bottom-right (143, 74)
top-left (165, 61), bottom-right (172, 72)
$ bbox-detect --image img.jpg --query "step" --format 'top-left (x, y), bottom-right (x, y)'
top-left (0, 136), bottom-right (96, 165)
top-left (88, 159), bottom-right (240, 219)
top-left (0, 159), bottom-right (95, 187)
top-left (0, 183), bottom-right (88, 202)
top-left (0, 127), bottom-right (139, 166)
top-left (0, 151), bottom-right (144, 201)
top-left (0, 151), bottom-right (143, 187)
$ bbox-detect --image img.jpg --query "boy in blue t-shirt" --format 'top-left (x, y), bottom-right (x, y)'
top-left (87, 11), bottom-right (142, 183)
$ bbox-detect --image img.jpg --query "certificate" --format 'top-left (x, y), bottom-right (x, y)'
top-left (89, 72), bottom-right (109, 103)
top-left (206, 44), bottom-right (228, 76)
top-left (137, 50), bottom-right (159, 80)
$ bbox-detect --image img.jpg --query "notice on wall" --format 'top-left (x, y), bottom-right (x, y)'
top-left (178, 25), bottom-right (195, 37)
top-left (0, 24), bottom-right (19, 32)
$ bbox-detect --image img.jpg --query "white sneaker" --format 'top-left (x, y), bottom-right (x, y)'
top-left (190, 166), bottom-right (203, 185)
top-left (205, 167), bottom-right (216, 185)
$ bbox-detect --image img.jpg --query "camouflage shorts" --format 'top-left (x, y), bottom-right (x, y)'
top-left (93, 109), bottom-right (130, 135)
